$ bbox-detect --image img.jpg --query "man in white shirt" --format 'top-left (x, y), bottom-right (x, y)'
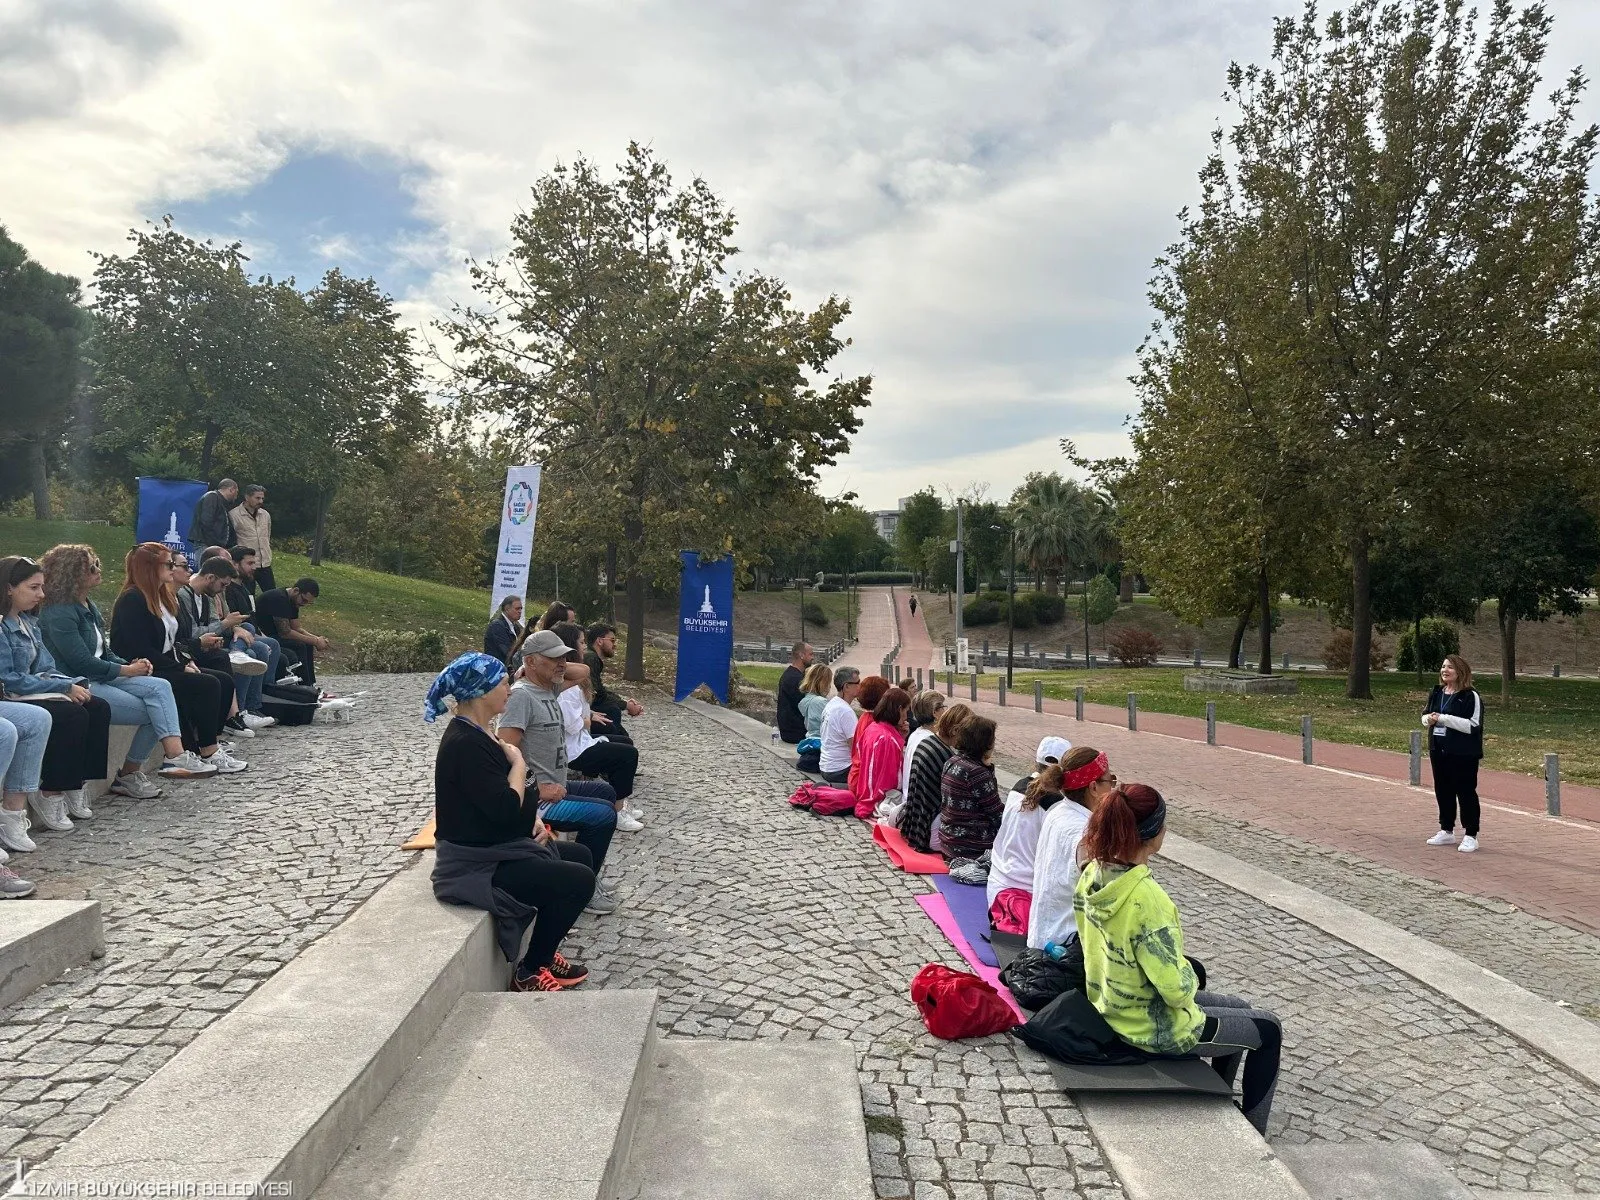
top-left (817, 666), bottom-right (862, 785)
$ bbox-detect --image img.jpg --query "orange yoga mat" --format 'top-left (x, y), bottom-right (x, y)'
top-left (872, 822), bottom-right (948, 874)
top-left (401, 816), bottom-right (436, 851)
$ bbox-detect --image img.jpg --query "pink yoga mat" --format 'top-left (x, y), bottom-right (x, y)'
top-left (916, 893), bottom-right (1026, 1022)
top-left (873, 823), bottom-right (949, 874)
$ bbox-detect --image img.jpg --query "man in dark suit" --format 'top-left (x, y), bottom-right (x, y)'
top-left (484, 596), bottom-right (524, 664)
top-left (189, 479), bottom-right (239, 550)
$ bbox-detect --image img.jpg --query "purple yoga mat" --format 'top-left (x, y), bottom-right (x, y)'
top-left (931, 874), bottom-right (998, 968)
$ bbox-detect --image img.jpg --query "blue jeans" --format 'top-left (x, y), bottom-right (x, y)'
top-left (90, 675), bottom-right (181, 765)
top-left (0, 700), bottom-right (52, 793)
top-left (540, 780), bottom-right (617, 875)
top-left (231, 634), bottom-right (280, 712)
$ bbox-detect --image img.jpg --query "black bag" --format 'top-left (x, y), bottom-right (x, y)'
top-left (1000, 945), bottom-right (1085, 1011)
top-left (260, 681), bottom-right (319, 727)
top-left (1015, 989), bottom-right (1158, 1066)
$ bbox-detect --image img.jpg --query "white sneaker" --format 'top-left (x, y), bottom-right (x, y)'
top-left (625, 803), bottom-right (646, 821)
top-left (616, 810), bottom-right (644, 833)
top-left (160, 751), bottom-right (219, 779)
top-left (242, 712), bottom-right (276, 730)
top-left (1425, 830), bottom-right (1457, 846)
top-left (203, 747), bottom-right (248, 774)
top-left (0, 808), bottom-right (37, 852)
top-left (229, 651), bottom-right (268, 676)
top-left (109, 771), bottom-right (162, 800)
top-left (63, 789), bottom-right (94, 820)
top-left (0, 865), bottom-right (35, 899)
top-left (1459, 835), bottom-right (1479, 853)
top-left (28, 793), bottom-right (74, 832)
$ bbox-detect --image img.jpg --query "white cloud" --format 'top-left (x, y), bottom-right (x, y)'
top-left (5, 0), bottom-right (1599, 508)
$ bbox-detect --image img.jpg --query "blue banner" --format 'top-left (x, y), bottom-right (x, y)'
top-left (674, 551), bottom-right (735, 703)
top-left (135, 477), bottom-right (208, 569)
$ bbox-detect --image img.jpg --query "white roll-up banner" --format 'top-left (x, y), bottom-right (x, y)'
top-left (490, 464), bottom-right (542, 616)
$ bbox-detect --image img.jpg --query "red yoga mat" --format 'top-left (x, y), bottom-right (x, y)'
top-left (872, 823), bottom-right (948, 874)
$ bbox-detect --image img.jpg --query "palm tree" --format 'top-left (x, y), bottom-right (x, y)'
top-left (1012, 476), bottom-right (1081, 595)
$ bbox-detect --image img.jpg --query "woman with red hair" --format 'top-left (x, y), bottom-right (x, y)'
top-left (844, 674), bottom-right (892, 796)
top-left (851, 687), bottom-right (910, 819)
top-left (110, 544), bottom-right (245, 775)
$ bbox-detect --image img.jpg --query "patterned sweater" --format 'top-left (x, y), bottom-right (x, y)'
top-left (938, 753), bottom-right (1002, 860)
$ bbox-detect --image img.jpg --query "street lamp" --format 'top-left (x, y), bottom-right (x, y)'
top-left (798, 578), bottom-right (807, 644)
top-left (992, 524), bottom-right (1017, 688)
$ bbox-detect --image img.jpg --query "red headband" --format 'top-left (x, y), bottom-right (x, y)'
top-left (1062, 751), bottom-right (1108, 792)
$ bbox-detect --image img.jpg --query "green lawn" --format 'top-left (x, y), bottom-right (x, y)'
top-left (957, 666), bottom-right (1600, 784)
top-left (737, 664), bottom-right (785, 691)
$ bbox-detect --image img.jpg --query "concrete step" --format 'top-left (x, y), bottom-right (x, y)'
top-left (0, 898), bottom-right (103, 1011)
top-left (28, 861), bottom-right (503, 1194)
top-left (619, 1039), bottom-right (873, 1200)
top-left (315, 989), bottom-right (659, 1200)
top-left (1277, 1141), bottom-right (1472, 1200)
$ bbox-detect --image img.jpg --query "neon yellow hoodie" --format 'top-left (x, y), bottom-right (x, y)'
top-left (1073, 861), bottom-right (1204, 1054)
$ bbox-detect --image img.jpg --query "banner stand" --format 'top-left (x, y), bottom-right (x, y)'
top-left (674, 551), bottom-right (735, 702)
top-left (135, 478), bottom-right (207, 569)
top-left (491, 465), bottom-right (542, 617)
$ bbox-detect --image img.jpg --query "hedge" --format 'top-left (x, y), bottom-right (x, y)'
top-left (350, 628), bottom-right (448, 673)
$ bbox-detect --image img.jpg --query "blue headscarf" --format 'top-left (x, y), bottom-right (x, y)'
top-left (424, 652), bottom-right (508, 723)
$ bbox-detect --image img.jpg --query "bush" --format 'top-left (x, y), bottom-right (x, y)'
top-left (1396, 618), bottom-right (1460, 673)
top-left (1021, 592), bottom-right (1066, 624)
top-left (813, 582), bottom-right (841, 593)
top-left (350, 627), bottom-right (449, 673)
top-left (962, 595), bottom-right (1002, 626)
top-left (853, 571), bottom-right (914, 584)
top-left (1320, 629), bottom-right (1392, 673)
top-left (801, 601), bottom-right (829, 628)
top-left (1107, 627), bottom-right (1163, 667)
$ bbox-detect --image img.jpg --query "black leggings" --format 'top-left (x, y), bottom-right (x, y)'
top-left (281, 641), bottom-right (316, 687)
top-left (1431, 748), bottom-right (1481, 837)
top-left (593, 701), bottom-right (633, 745)
top-left (17, 695), bottom-right (112, 790)
top-left (570, 740), bottom-right (638, 802)
top-left (492, 841), bottom-right (596, 974)
top-left (157, 665), bottom-right (232, 751)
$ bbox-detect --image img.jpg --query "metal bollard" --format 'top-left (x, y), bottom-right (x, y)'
top-left (946, 670), bottom-right (954, 697)
top-left (1546, 753), bottom-right (1562, 816)
top-left (1206, 701), bottom-right (1216, 745)
top-left (916, 667), bottom-right (924, 691)
top-left (1075, 685), bottom-right (1085, 721)
top-left (969, 673), bottom-right (978, 701)
top-left (1127, 693), bottom-right (1138, 730)
top-left (998, 679), bottom-right (1007, 707)
top-left (1409, 731), bottom-right (1422, 786)
top-left (1034, 680), bottom-right (1043, 713)
top-left (1193, 648), bottom-right (1202, 668)
top-left (1301, 715), bottom-right (1313, 764)
top-left (1283, 652), bottom-right (1291, 670)
top-left (1553, 663), bottom-right (1561, 678)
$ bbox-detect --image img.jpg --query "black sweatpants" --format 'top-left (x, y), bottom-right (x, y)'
top-left (492, 840), bottom-right (595, 974)
top-left (593, 701), bottom-right (633, 745)
top-left (255, 565), bottom-right (277, 593)
top-left (280, 641), bottom-right (316, 687)
top-left (157, 665), bottom-right (231, 751)
top-left (570, 740), bottom-right (638, 801)
top-left (1430, 747), bottom-right (1481, 837)
top-left (17, 695), bottom-right (112, 790)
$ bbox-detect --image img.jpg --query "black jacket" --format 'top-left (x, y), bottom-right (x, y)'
top-left (189, 491), bottom-right (238, 549)
top-left (109, 590), bottom-right (189, 670)
top-left (776, 665), bottom-right (807, 743)
top-left (1424, 686), bottom-right (1483, 759)
top-left (484, 615), bottom-right (521, 664)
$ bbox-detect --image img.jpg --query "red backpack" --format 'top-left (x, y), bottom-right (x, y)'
top-left (911, 965), bottom-right (1019, 1040)
top-left (786, 781), bottom-right (858, 817)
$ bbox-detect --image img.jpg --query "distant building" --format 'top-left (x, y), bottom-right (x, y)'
top-left (871, 498), bottom-right (910, 542)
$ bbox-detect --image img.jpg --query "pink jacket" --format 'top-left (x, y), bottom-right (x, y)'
top-left (852, 720), bottom-right (906, 819)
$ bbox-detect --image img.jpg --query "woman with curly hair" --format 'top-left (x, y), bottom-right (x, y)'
top-left (38, 544), bottom-right (203, 795)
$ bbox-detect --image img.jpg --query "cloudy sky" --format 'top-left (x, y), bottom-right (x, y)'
top-left (5, 0), bottom-right (1600, 511)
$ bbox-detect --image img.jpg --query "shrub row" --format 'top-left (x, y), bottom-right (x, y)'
top-left (350, 628), bottom-right (448, 673)
top-left (961, 590), bottom-right (1069, 629)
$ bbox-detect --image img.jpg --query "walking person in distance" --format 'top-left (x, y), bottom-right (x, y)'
top-left (1423, 654), bottom-right (1484, 853)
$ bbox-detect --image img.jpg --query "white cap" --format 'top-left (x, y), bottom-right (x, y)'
top-left (1036, 735), bottom-right (1072, 765)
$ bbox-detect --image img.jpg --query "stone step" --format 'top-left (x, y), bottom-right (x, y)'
top-left (619, 1039), bottom-right (874, 1200)
top-left (315, 989), bottom-right (659, 1200)
top-left (0, 899), bottom-right (103, 1011)
top-left (1277, 1141), bottom-right (1472, 1200)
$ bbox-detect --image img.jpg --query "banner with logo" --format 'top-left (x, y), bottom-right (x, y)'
top-left (674, 550), bottom-right (735, 702)
top-left (490, 465), bottom-right (542, 616)
top-left (135, 477), bottom-right (208, 569)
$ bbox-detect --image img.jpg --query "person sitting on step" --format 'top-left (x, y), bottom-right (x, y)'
top-left (845, 675), bottom-right (892, 795)
top-left (851, 686), bottom-right (911, 820)
top-left (0, 703), bottom-right (52, 898)
top-left (898, 690), bottom-right (946, 797)
top-left (427, 652), bottom-right (594, 993)
top-left (900, 702), bottom-right (973, 854)
top-left (985, 736), bottom-right (1073, 936)
top-left (1027, 746), bottom-right (1116, 952)
top-left (549, 622), bottom-right (643, 829)
top-left (583, 622), bottom-right (641, 745)
top-left (816, 666), bottom-right (861, 786)
top-left (775, 641), bottom-right (813, 746)
top-left (794, 662), bottom-right (832, 773)
top-left (1074, 782), bottom-right (1283, 1134)
top-left (938, 714), bottom-right (1002, 862)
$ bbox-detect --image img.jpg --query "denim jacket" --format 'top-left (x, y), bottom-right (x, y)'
top-left (0, 612), bottom-right (85, 695)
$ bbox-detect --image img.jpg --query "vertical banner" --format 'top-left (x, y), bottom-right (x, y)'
top-left (135, 478), bottom-right (207, 568)
top-left (674, 550), bottom-right (735, 702)
top-left (491, 465), bottom-right (542, 616)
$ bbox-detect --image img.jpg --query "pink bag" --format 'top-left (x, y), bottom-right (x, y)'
top-left (786, 781), bottom-right (857, 816)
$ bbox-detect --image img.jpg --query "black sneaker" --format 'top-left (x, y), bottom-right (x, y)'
top-left (547, 951), bottom-right (588, 985)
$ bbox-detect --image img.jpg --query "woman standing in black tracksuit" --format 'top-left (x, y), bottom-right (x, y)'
top-left (1422, 654), bottom-right (1483, 854)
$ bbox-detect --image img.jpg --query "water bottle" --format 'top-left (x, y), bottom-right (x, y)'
top-left (1043, 941), bottom-right (1070, 962)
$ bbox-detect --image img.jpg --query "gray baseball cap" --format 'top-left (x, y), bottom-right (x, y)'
top-left (515, 629), bottom-right (571, 662)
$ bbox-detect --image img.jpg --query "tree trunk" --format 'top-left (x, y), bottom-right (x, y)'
top-left (1119, 571), bottom-right (1134, 604)
top-left (606, 541), bottom-right (618, 621)
top-left (199, 422), bottom-right (222, 479)
top-left (1413, 615), bottom-right (1423, 685)
top-left (1045, 572), bottom-right (1060, 596)
top-left (27, 438), bottom-right (50, 520)
top-left (310, 487), bottom-right (331, 565)
top-left (1497, 602), bottom-right (1517, 701)
top-left (1256, 565), bottom-right (1273, 675)
top-left (1228, 596), bottom-right (1255, 669)
top-left (1346, 530), bottom-right (1373, 699)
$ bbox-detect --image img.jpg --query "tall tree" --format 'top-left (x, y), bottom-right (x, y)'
top-left (440, 145), bottom-right (871, 681)
top-left (0, 225), bottom-right (87, 517)
top-left (895, 489), bottom-right (947, 583)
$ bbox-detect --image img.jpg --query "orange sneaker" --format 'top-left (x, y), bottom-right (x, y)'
top-left (510, 967), bottom-right (566, 993)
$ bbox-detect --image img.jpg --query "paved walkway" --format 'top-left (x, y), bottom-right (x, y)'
top-left (835, 586), bottom-right (901, 678)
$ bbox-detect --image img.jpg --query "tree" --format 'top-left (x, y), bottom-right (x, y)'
top-left (1475, 482), bottom-right (1600, 699)
top-left (1188, 1), bottom-right (1598, 698)
top-left (0, 225), bottom-right (87, 517)
top-left (1369, 524), bottom-right (1480, 683)
top-left (814, 502), bottom-right (891, 575)
top-left (1084, 576), bottom-right (1118, 660)
top-left (439, 145), bottom-right (872, 681)
top-left (895, 489), bottom-right (946, 583)
top-left (1011, 473), bottom-right (1079, 595)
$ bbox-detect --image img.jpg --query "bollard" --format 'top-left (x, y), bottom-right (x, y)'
top-left (1546, 753), bottom-right (1562, 816)
top-left (1301, 715), bottom-right (1313, 764)
top-left (1193, 648), bottom-right (1202, 668)
top-left (1034, 680), bottom-right (1043, 713)
top-left (765, 635), bottom-right (772, 652)
top-left (982, 639), bottom-right (989, 657)
top-left (1023, 641), bottom-right (1031, 658)
top-left (1283, 652), bottom-right (1291, 670)
top-left (946, 670), bottom-right (954, 697)
top-left (916, 667), bottom-right (924, 691)
top-left (969, 673), bottom-right (978, 701)
top-left (1205, 701), bottom-right (1216, 745)
top-left (1127, 693), bottom-right (1137, 731)
top-left (998, 679), bottom-right (1007, 707)
top-left (1409, 731), bottom-right (1422, 786)
top-left (1553, 663), bottom-right (1561, 678)
top-left (1075, 686), bottom-right (1085, 721)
